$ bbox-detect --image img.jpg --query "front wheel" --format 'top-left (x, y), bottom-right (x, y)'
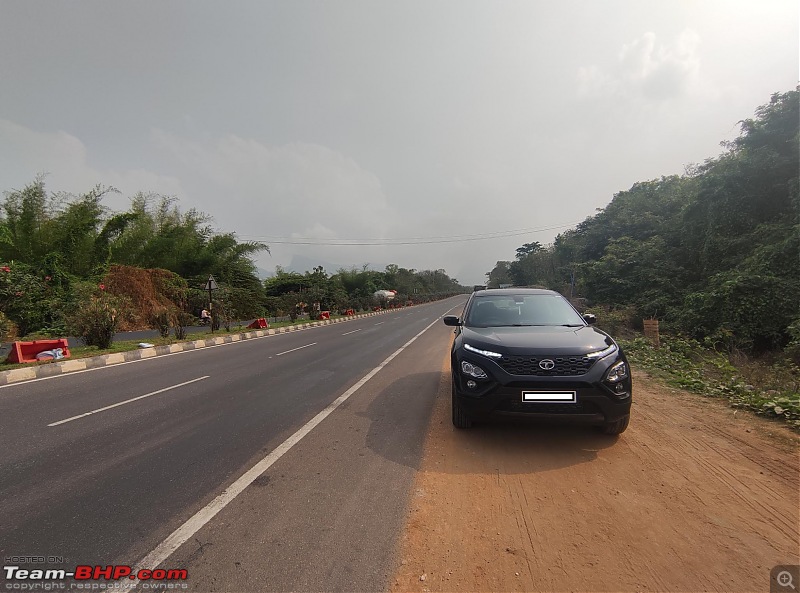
top-left (451, 377), bottom-right (473, 429)
top-left (601, 414), bottom-right (630, 435)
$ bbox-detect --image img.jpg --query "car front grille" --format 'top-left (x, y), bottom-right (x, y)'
top-left (498, 355), bottom-right (595, 376)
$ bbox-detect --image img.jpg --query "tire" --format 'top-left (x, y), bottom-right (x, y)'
top-left (602, 414), bottom-right (630, 435)
top-left (451, 377), bottom-right (473, 429)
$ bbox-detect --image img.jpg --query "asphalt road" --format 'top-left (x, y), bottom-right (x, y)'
top-left (0, 296), bottom-right (466, 591)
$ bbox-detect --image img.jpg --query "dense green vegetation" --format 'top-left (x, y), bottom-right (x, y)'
top-left (621, 335), bottom-right (800, 428)
top-left (0, 181), bottom-right (465, 344)
top-left (488, 88), bottom-right (799, 358)
top-left (263, 264), bottom-right (463, 321)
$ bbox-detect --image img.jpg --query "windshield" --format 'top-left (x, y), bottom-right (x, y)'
top-left (465, 294), bottom-right (585, 328)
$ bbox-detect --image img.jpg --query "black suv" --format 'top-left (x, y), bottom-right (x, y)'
top-left (443, 288), bottom-right (632, 434)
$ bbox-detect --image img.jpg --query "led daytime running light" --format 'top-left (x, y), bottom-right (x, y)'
top-left (464, 343), bottom-right (502, 359)
top-left (586, 343), bottom-right (618, 360)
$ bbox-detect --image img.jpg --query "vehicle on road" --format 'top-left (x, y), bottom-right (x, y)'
top-left (442, 288), bottom-right (632, 434)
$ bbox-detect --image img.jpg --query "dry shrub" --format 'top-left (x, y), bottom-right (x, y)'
top-left (0, 312), bottom-right (17, 342)
top-left (589, 304), bottom-right (639, 339)
top-left (103, 265), bottom-right (189, 331)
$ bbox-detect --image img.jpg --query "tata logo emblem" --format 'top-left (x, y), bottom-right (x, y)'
top-left (539, 359), bottom-right (555, 370)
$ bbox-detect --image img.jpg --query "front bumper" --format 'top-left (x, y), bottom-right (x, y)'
top-left (452, 353), bottom-right (632, 424)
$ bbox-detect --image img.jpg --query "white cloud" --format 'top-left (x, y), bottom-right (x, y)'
top-left (0, 119), bottom-right (185, 211)
top-left (150, 129), bottom-right (397, 270)
top-left (292, 222), bottom-right (337, 240)
top-left (152, 130), bottom-right (393, 234)
top-left (578, 29), bottom-right (702, 100)
top-left (620, 30), bottom-right (701, 99)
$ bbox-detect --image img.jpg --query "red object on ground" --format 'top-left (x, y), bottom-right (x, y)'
top-left (247, 318), bottom-right (268, 329)
top-left (6, 339), bottom-right (70, 364)
top-left (318, 311), bottom-right (331, 320)
top-left (345, 309), bottom-right (355, 316)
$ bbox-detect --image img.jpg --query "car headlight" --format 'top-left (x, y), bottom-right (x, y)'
top-left (461, 360), bottom-right (488, 379)
top-left (604, 360), bottom-right (629, 383)
top-left (586, 343), bottom-right (618, 360)
top-left (464, 343), bottom-right (502, 359)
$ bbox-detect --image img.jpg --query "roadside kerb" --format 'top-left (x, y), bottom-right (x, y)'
top-left (0, 310), bottom-right (396, 386)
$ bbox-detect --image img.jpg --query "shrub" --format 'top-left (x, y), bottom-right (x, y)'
top-left (151, 307), bottom-right (172, 338)
top-left (103, 265), bottom-right (188, 331)
top-left (622, 335), bottom-right (800, 429)
top-left (68, 284), bottom-right (130, 349)
top-left (590, 304), bottom-right (639, 338)
top-left (0, 261), bottom-right (67, 337)
top-left (785, 318), bottom-right (800, 365)
top-left (171, 311), bottom-right (194, 340)
top-left (0, 311), bottom-right (16, 342)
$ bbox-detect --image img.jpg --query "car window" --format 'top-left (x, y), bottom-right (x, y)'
top-left (466, 294), bottom-right (584, 327)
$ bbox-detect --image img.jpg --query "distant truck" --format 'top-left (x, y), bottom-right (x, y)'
top-left (473, 285), bottom-right (487, 292)
top-left (373, 289), bottom-right (397, 301)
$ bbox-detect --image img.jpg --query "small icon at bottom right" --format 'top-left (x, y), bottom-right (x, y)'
top-left (772, 565), bottom-right (800, 593)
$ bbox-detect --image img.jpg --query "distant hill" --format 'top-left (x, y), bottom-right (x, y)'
top-left (254, 266), bottom-right (274, 280)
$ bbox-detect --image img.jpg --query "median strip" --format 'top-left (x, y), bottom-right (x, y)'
top-left (0, 309), bottom-right (397, 388)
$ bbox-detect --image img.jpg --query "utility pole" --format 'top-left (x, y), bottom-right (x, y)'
top-left (204, 275), bottom-right (218, 332)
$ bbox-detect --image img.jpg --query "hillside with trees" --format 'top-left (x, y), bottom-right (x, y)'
top-left (487, 88), bottom-right (799, 357)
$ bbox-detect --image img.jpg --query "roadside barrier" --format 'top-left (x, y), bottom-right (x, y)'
top-left (6, 339), bottom-right (71, 364)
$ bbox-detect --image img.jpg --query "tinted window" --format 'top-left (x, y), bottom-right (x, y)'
top-left (465, 294), bottom-right (584, 327)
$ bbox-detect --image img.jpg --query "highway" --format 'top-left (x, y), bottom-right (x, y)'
top-left (0, 296), bottom-right (466, 591)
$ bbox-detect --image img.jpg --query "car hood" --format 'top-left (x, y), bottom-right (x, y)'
top-left (461, 325), bottom-right (614, 357)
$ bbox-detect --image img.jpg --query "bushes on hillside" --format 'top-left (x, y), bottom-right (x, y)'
top-left (68, 284), bottom-right (130, 349)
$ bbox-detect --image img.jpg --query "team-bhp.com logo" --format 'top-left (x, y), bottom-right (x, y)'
top-left (4, 565), bottom-right (188, 588)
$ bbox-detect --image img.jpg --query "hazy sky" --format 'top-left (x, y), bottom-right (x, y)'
top-left (1, 1), bottom-right (797, 284)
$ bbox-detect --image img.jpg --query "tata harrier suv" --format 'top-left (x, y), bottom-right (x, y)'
top-left (443, 288), bottom-right (632, 434)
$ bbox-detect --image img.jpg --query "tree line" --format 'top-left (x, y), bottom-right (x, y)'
top-left (0, 180), bottom-right (465, 343)
top-left (486, 88), bottom-right (799, 356)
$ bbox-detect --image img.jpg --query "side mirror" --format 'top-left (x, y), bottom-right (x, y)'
top-left (442, 315), bottom-right (461, 327)
top-left (583, 313), bottom-right (597, 325)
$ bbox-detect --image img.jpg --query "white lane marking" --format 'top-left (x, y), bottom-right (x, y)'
top-left (129, 304), bottom-right (462, 584)
top-left (275, 343), bottom-right (316, 356)
top-left (342, 329), bottom-right (362, 336)
top-left (47, 376), bottom-right (209, 427)
top-left (374, 322), bottom-right (384, 325)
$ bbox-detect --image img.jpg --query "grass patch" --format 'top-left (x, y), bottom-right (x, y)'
top-left (621, 335), bottom-right (800, 429)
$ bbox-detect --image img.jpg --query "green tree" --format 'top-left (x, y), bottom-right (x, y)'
top-left (485, 261), bottom-right (512, 288)
top-left (497, 87), bottom-right (799, 353)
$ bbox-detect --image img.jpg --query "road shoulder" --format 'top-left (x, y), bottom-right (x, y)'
top-left (390, 368), bottom-right (799, 592)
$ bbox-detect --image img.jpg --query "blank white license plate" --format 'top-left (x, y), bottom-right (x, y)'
top-left (522, 391), bottom-right (577, 403)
